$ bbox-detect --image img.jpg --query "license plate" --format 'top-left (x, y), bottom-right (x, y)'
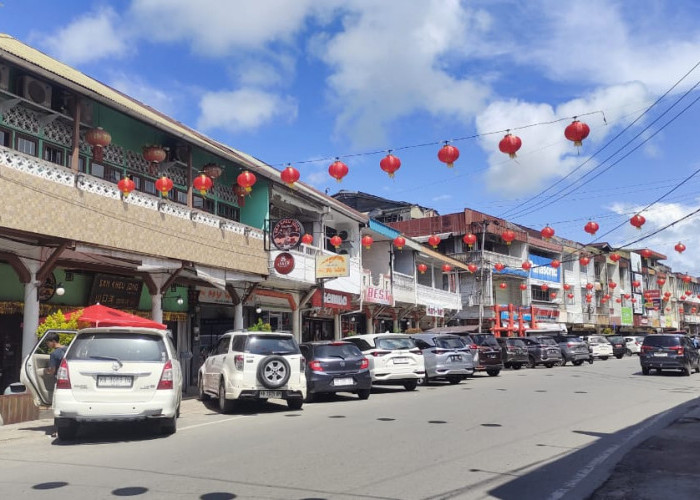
top-left (449, 355), bottom-right (462, 362)
top-left (393, 357), bottom-right (409, 364)
top-left (654, 352), bottom-right (668, 357)
top-left (97, 375), bottom-right (132, 388)
top-left (488, 354), bottom-right (497, 358)
top-left (259, 390), bottom-right (282, 398)
top-left (333, 377), bottom-right (354, 386)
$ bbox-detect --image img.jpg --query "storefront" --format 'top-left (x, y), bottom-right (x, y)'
top-left (302, 288), bottom-right (355, 342)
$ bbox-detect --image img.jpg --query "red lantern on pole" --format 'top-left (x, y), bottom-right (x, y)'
top-left (463, 233), bottom-right (477, 249)
top-left (499, 133), bottom-right (522, 158)
top-left (541, 225), bottom-right (555, 240)
top-left (467, 263), bottom-right (478, 273)
top-left (237, 170), bottom-right (257, 193)
top-left (522, 261), bottom-right (532, 271)
top-left (193, 173), bottom-right (213, 196)
top-left (380, 153), bottom-right (401, 178)
top-left (579, 256), bottom-right (590, 267)
top-left (117, 175), bottom-right (135, 197)
top-left (417, 263), bottom-right (428, 274)
top-left (301, 233), bottom-right (313, 245)
top-left (550, 259), bottom-right (560, 269)
top-left (330, 235), bottom-right (343, 249)
top-left (437, 143), bottom-right (460, 168)
top-left (640, 249), bottom-right (653, 259)
top-left (328, 159), bottom-right (349, 182)
top-left (519, 283), bottom-right (527, 291)
top-left (564, 119), bottom-right (590, 147)
top-left (361, 235), bottom-right (374, 249)
top-left (569, 293), bottom-right (576, 300)
top-left (563, 283), bottom-right (571, 291)
top-left (630, 214), bottom-right (646, 230)
top-left (501, 229), bottom-right (515, 245)
top-left (499, 282), bottom-right (507, 289)
top-left (550, 292), bottom-right (557, 299)
top-left (609, 253), bottom-right (620, 262)
top-left (442, 264), bottom-right (452, 273)
top-left (428, 234), bottom-right (441, 249)
top-left (616, 298), bottom-right (622, 304)
top-left (85, 127), bottom-right (111, 164)
top-left (675, 242), bottom-right (686, 254)
top-left (682, 275), bottom-right (692, 284)
top-left (393, 236), bottom-right (406, 250)
top-left (624, 294), bottom-right (631, 299)
top-left (586, 283), bottom-right (594, 290)
top-left (154, 175), bottom-right (173, 197)
top-left (632, 280), bottom-right (641, 288)
top-left (584, 220), bottom-right (599, 236)
top-left (281, 165), bottom-right (300, 187)
top-left (494, 263), bottom-right (505, 272)
top-left (608, 281), bottom-right (617, 289)
top-left (541, 284), bottom-right (549, 292)
top-left (657, 278), bottom-right (666, 286)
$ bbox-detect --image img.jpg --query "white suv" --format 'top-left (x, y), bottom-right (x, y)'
top-left (198, 331), bottom-right (306, 412)
top-left (586, 335), bottom-right (614, 360)
top-left (22, 327), bottom-right (182, 440)
top-left (344, 333), bottom-right (425, 390)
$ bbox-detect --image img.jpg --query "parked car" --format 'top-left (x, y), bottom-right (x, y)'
top-left (298, 341), bottom-right (371, 401)
top-left (411, 333), bottom-right (474, 384)
top-left (198, 330), bottom-right (306, 412)
top-left (624, 336), bottom-right (645, 355)
top-left (585, 335), bottom-right (614, 360)
top-left (496, 337), bottom-right (528, 370)
top-left (344, 334), bottom-right (425, 390)
top-left (462, 333), bottom-right (503, 376)
top-left (550, 334), bottom-right (591, 366)
top-left (521, 336), bottom-right (563, 368)
top-left (21, 327), bottom-right (182, 440)
top-left (607, 336), bottom-right (627, 359)
top-left (640, 333), bottom-right (700, 376)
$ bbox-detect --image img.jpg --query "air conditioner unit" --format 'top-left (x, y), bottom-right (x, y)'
top-left (20, 76), bottom-right (52, 107)
top-left (0, 64), bottom-right (9, 91)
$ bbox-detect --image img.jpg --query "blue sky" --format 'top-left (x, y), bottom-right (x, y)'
top-left (3, 1), bottom-right (700, 272)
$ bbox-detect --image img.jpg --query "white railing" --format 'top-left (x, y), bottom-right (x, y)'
top-left (268, 245), bottom-right (362, 293)
top-left (416, 283), bottom-right (462, 310)
top-left (393, 272), bottom-right (416, 304)
top-left (452, 250), bottom-right (522, 269)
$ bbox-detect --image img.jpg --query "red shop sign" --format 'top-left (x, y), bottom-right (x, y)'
top-left (273, 252), bottom-right (295, 275)
top-left (311, 289), bottom-right (353, 310)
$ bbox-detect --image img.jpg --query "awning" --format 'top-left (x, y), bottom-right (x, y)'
top-left (64, 304), bottom-right (166, 329)
top-left (194, 265), bottom-right (265, 290)
top-left (412, 232), bottom-right (452, 243)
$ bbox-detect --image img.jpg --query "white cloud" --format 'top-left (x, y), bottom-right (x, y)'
top-left (38, 7), bottom-right (130, 65)
top-left (196, 88), bottom-right (298, 133)
top-left (108, 73), bottom-right (175, 116)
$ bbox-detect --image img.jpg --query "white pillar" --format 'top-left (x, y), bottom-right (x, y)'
top-left (292, 308), bottom-right (301, 343)
top-left (151, 293), bottom-right (163, 324)
top-left (234, 302), bottom-right (244, 330)
top-left (366, 314), bottom-right (374, 334)
top-left (393, 318), bottom-right (399, 332)
top-left (334, 313), bottom-right (341, 340)
top-left (20, 259), bottom-right (40, 359)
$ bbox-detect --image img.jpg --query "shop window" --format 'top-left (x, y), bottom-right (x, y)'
top-left (175, 190), bottom-right (187, 205)
top-left (217, 202), bottom-right (239, 221)
top-left (107, 168), bottom-right (121, 184)
top-left (91, 162), bottom-right (105, 178)
top-left (193, 195), bottom-right (214, 213)
top-left (0, 127), bottom-right (10, 147)
top-left (531, 286), bottom-right (550, 302)
top-left (15, 134), bottom-right (37, 156)
top-left (42, 144), bottom-right (64, 166)
top-left (78, 156), bottom-right (87, 172)
top-left (143, 178), bottom-right (156, 195)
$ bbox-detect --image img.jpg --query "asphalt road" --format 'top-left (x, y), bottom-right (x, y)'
top-left (1, 356), bottom-right (698, 500)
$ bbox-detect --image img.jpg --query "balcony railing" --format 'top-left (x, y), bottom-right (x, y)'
top-left (451, 250), bottom-right (522, 270)
top-left (416, 283), bottom-right (462, 310)
top-left (362, 270), bottom-right (461, 310)
top-left (393, 271), bottom-right (416, 304)
top-left (269, 245), bottom-right (362, 293)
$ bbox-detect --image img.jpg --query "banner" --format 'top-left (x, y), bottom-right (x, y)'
top-left (315, 254), bottom-right (349, 278)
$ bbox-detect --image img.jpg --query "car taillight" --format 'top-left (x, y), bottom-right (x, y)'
top-left (56, 358), bottom-right (71, 390)
top-left (410, 348), bottom-right (423, 356)
top-left (641, 345), bottom-right (653, 353)
top-left (372, 350), bottom-right (390, 357)
top-left (671, 346), bottom-right (684, 355)
top-left (360, 357), bottom-right (369, 369)
top-left (308, 360), bottom-right (324, 372)
top-left (433, 348), bottom-right (449, 355)
top-left (567, 343), bottom-right (574, 347)
top-left (157, 360), bottom-right (173, 390)
top-left (234, 354), bottom-right (244, 371)
top-left (470, 344), bottom-right (478, 350)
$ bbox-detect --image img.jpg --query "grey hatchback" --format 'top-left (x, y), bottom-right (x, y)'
top-left (640, 333), bottom-right (700, 376)
top-left (411, 333), bottom-right (474, 384)
top-left (299, 341), bottom-right (371, 401)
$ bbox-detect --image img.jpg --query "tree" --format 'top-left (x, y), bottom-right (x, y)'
top-left (36, 309), bottom-right (83, 348)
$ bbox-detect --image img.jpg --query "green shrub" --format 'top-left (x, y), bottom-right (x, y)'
top-left (248, 318), bottom-right (272, 332)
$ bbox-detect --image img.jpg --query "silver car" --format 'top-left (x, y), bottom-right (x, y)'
top-left (411, 333), bottom-right (474, 384)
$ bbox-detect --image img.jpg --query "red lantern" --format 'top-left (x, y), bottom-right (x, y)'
top-left (117, 176), bottom-right (135, 197)
top-left (550, 259), bottom-right (560, 269)
top-left (85, 127), bottom-right (111, 164)
top-left (417, 263), bottom-right (428, 274)
top-left (498, 133), bottom-right (522, 158)
top-left (664, 291), bottom-right (671, 297)
top-left (630, 298), bottom-right (637, 303)
top-left (143, 145), bottom-right (167, 164)
top-left (550, 292), bottom-right (557, 299)
top-left (563, 283), bottom-right (571, 291)
top-left (463, 233), bottom-right (477, 248)
top-left (586, 295), bottom-right (593, 303)
top-left (154, 175), bottom-right (173, 197)
top-left (328, 160), bottom-right (349, 182)
top-left (361, 235), bottom-right (374, 249)
top-left (603, 294), bottom-right (611, 300)
top-left (519, 283), bottom-right (527, 291)
top-left (541, 284), bottom-right (549, 292)
top-left (624, 294), bottom-right (631, 299)
top-left (202, 163), bottom-right (223, 180)
top-left (679, 307), bottom-right (685, 314)
top-left (233, 184), bottom-right (247, 206)
top-left (499, 282), bottom-right (507, 289)
top-left (640, 249), bottom-right (653, 259)
top-left (692, 307), bottom-right (697, 314)
top-left (428, 234), bottom-right (441, 249)
top-left (494, 263), bottom-right (505, 272)
top-left (301, 233), bottom-right (313, 245)
top-left (564, 120), bottom-right (590, 147)
top-left (616, 298), bottom-right (622, 303)
top-left (686, 290), bottom-right (693, 296)
top-left (579, 256), bottom-right (590, 267)
top-left (675, 242), bottom-right (686, 254)
top-left (467, 263), bottom-right (478, 273)
top-left (281, 165), bottom-right (300, 187)
top-left (630, 214), bottom-right (646, 230)
top-left (586, 283), bottom-right (594, 290)
top-left (665, 307), bottom-right (671, 312)
top-left (380, 153), bottom-right (401, 178)
top-left (657, 278), bottom-right (666, 286)
top-left (442, 264), bottom-right (452, 273)
top-left (568, 293), bottom-right (575, 300)
top-left (541, 225), bottom-right (555, 240)
top-left (437, 143), bottom-right (460, 168)
top-left (393, 236), bottom-right (406, 250)
top-left (609, 253), bottom-right (620, 262)
top-left (501, 229), bottom-right (515, 245)
top-left (193, 173), bottom-right (213, 196)
top-left (632, 280), bottom-right (641, 288)
top-left (330, 235), bottom-right (343, 249)
top-left (608, 281), bottom-right (617, 289)
top-left (584, 220), bottom-right (599, 236)
top-left (237, 170), bottom-right (257, 193)
top-left (522, 261), bottom-right (532, 271)
top-left (682, 275), bottom-right (692, 284)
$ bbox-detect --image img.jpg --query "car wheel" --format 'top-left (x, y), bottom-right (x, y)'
top-left (357, 388), bottom-right (371, 400)
top-left (486, 369), bottom-right (500, 377)
top-left (512, 363), bottom-right (522, 370)
top-left (287, 398), bottom-right (303, 410)
top-left (161, 416), bottom-right (177, 435)
top-left (403, 380), bottom-right (418, 391)
top-left (218, 380), bottom-right (233, 414)
top-left (545, 363), bottom-right (554, 368)
top-left (198, 376), bottom-right (209, 401)
top-left (615, 354), bottom-right (624, 359)
top-left (257, 356), bottom-right (291, 389)
top-left (55, 418), bottom-right (77, 441)
top-left (600, 356), bottom-right (609, 360)
top-left (573, 360), bottom-right (584, 366)
top-left (447, 376), bottom-right (461, 385)
top-left (419, 376), bottom-right (430, 386)
top-left (528, 356), bottom-right (536, 369)
top-left (626, 349), bottom-right (632, 356)
top-left (642, 366), bottom-right (650, 375)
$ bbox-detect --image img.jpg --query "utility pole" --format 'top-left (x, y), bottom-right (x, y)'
top-left (478, 220), bottom-right (488, 333)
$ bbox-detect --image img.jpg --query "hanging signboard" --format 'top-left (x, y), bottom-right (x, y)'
top-left (364, 286), bottom-right (393, 306)
top-left (311, 289), bottom-right (353, 310)
top-left (316, 254), bottom-right (349, 278)
top-left (426, 304), bottom-right (444, 317)
top-left (90, 274), bottom-right (143, 309)
top-left (271, 218), bottom-right (303, 251)
top-left (273, 252), bottom-right (295, 275)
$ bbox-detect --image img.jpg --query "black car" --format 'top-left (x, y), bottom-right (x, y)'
top-left (640, 333), bottom-right (700, 376)
top-left (462, 333), bottom-right (503, 376)
top-left (299, 341), bottom-right (372, 401)
top-left (496, 337), bottom-right (528, 370)
top-left (607, 336), bottom-right (627, 359)
top-left (521, 336), bottom-right (563, 368)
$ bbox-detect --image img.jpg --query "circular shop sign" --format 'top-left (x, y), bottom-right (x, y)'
top-left (271, 218), bottom-right (303, 251)
top-left (274, 252), bottom-right (295, 275)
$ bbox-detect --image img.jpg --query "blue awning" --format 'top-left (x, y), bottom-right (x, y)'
top-left (368, 219), bottom-right (400, 239)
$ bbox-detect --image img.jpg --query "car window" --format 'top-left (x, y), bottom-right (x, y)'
top-left (472, 334), bottom-right (499, 347)
top-left (345, 337), bottom-right (373, 351)
top-left (537, 337), bottom-right (557, 346)
top-left (216, 337), bottom-right (230, 355)
top-left (67, 333), bottom-right (168, 362)
top-left (644, 336), bottom-right (681, 347)
top-left (435, 337), bottom-right (465, 349)
top-left (314, 344), bottom-right (362, 358)
top-left (376, 337), bottom-right (416, 350)
top-left (608, 336), bottom-right (624, 343)
top-left (414, 339), bottom-right (432, 349)
top-left (299, 344), bottom-right (310, 358)
top-left (510, 339), bottom-right (526, 348)
top-left (231, 335), bottom-right (246, 352)
top-left (246, 335), bottom-right (300, 355)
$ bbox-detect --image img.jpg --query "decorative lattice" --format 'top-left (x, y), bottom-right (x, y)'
top-left (103, 143), bottom-right (124, 165)
top-left (43, 119), bottom-right (73, 147)
top-left (213, 182), bottom-right (235, 203)
top-left (0, 145), bottom-right (74, 186)
top-left (3, 106), bottom-right (40, 134)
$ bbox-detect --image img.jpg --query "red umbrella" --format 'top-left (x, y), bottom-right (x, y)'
top-left (64, 304), bottom-right (166, 329)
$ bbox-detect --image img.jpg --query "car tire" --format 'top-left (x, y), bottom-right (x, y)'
top-left (528, 356), bottom-right (536, 369)
top-left (287, 398), bottom-right (303, 410)
top-left (560, 358), bottom-right (567, 366)
top-left (218, 380), bottom-right (234, 414)
top-left (486, 369), bottom-right (500, 377)
top-left (55, 418), bottom-right (77, 441)
top-left (357, 388), bottom-right (371, 400)
top-left (420, 376), bottom-right (430, 386)
top-left (545, 363), bottom-right (554, 368)
top-left (626, 349), bottom-right (632, 356)
top-left (573, 360), bottom-right (584, 366)
top-left (403, 380), bottom-right (418, 391)
top-left (198, 376), bottom-right (210, 401)
top-left (161, 415), bottom-right (177, 435)
top-left (600, 356), bottom-right (609, 360)
top-left (615, 354), bottom-right (624, 359)
top-left (257, 356), bottom-right (291, 389)
top-left (512, 363), bottom-right (522, 370)
top-left (447, 376), bottom-right (461, 385)
top-left (642, 366), bottom-right (650, 375)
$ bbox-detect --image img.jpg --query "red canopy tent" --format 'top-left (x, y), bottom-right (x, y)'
top-left (64, 304), bottom-right (167, 329)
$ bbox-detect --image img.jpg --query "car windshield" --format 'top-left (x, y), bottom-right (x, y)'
top-left (376, 337), bottom-right (416, 350)
top-left (67, 333), bottom-right (168, 362)
top-left (643, 336), bottom-right (682, 347)
top-left (472, 334), bottom-right (499, 347)
top-left (508, 339), bottom-right (526, 348)
top-left (435, 337), bottom-right (465, 349)
top-left (247, 335), bottom-right (300, 355)
top-left (314, 344), bottom-right (362, 359)
top-left (608, 336), bottom-right (624, 343)
top-left (589, 336), bottom-right (608, 343)
top-left (537, 337), bottom-right (557, 346)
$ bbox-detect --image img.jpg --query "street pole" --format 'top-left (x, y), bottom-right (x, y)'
top-left (478, 220), bottom-right (487, 333)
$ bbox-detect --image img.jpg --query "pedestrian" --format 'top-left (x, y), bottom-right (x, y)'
top-left (45, 332), bottom-right (67, 377)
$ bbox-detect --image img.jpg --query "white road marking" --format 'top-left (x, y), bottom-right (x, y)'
top-left (179, 415), bottom-right (249, 431)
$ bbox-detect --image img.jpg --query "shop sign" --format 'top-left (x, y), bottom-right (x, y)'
top-left (364, 286), bottom-right (393, 306)
top-left (426, 304), bottom-right (444, 317)
top-left (316, 254), bottom-right (349, 278)
top-left (271, 218), bottom-right (302, 251)
top-left (528, 255), bottom-right (561, 282)
top-left (274, 252), bottom-right (295, 275)
top-left (534, 307), bottom-right (559, 321)
top-left (620, 306), bottom-right (633, 326)
top-left (311, 289), bottom-right (353, 310)
top-left (197, 286), bottom-right (232, 305)
top-left (90, 274), bottom-right (143, 309)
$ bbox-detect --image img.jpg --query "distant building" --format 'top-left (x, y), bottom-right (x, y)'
top-left (332, 190), bottom-right (438, 223)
